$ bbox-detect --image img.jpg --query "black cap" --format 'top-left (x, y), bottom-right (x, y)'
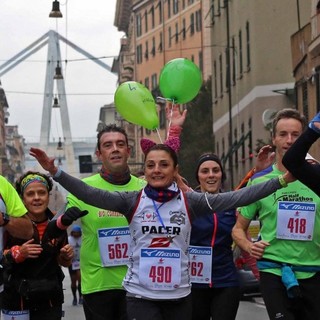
top-left (195, 153), bottom-right (226, 184)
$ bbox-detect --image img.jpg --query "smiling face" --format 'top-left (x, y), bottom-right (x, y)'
top-left (272, 118), bottom-right (303, 161)
top-left (96, 131), bottom-right (131, 173)
top-left (197, 160), bottom-right (223, 194)
top-left (22, 182), bottom-right (50, 221)
top-left (144, 149), bottom-right (178, 189)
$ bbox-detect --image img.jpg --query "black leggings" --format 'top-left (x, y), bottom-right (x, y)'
top-left (83, 289), bottom-right (127, 320)
top-left (191, 286), bottom-right (240, 320)
top-left (126, 294), bottom-right (192, 320)
top-left (260, 271), bottom-right (320, 320)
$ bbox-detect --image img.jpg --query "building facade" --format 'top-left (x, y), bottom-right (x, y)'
top-left (209, 0), bottom-right (311, 187)
top-left (291, 0), bottom-right (320, 158)
top-left (114, 0), bottom-right (207, 165)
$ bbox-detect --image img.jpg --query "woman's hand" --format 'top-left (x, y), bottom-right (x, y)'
top-left (283, 171), bottom-right (296, 184)
top-left (166, 103), bottom-right (187, 127)
top-left (29, 147), bottom-right (58, 175)
top-left (19, 239), bottom-right (43, 259)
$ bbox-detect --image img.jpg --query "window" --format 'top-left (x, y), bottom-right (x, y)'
top-left (219, 54), bottom-right (223, 97)
top-left (151, 73), bottom-right (158, 89)
top-left (168, 26), bottom-right (172, 47)
top-left (198, 51), bottom-right (203, 72)
top-left (168, 0), bottom-right (171, 18)
top-left (213, 60), bottom-right (218, 99)
top-left (151, 37), bottom-right (156, 56)
top-left (238, 30), bottom-right (243, 77)
top-left (191, 54), bottom-right (194, 62)
top-left (145, 77), bottom-right (149, 88)
top-left (159, 32), bottom-right (163, 51)
top-left (136, 44), bottom-right (143, 64)
top-left (232, 37), bottom-right (236, 85)
top-left (246, 21), bottom-right (251, 71)
top-left (173, 0), bottom-right (179, 14)
top-left (136, 14), bottom-right (142, 37)
top-left (302, 82), bottom-right (309, 120)
top-left (144, 10), bottom-right (148, 33)
top-left (157, 1), bottom-right (163, 23)
top-left (196, 9), bottom-right (202, 32)
top-left (190, 13), bottom-right (195, 35)
top-left (145, 41), bottom-right (149, 60)
top-left (225, 48), bottom-right (229, 92)
top-left (182, 18), bottom-right (186, 40)
top-left (150, 5), bottom-right (155, 28)
top-left (175, 23), bottom-right (179, 42)
top-left (159, 104), bottom-right (166, 129)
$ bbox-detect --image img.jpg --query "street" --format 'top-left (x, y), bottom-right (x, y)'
top-left (61, 267), bottom-right (268, 320)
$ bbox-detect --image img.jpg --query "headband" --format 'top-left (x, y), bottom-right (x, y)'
top-left (20, 174), bottom-right (49, 194)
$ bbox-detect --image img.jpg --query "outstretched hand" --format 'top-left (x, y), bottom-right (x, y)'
top-left (29, 147), bottom-right (58, 175)
top-left (61, 207), bottom-right (89, 227)
top-left (166, 102), bottom-right (187, 127)
top-left (255, 145), bottom-right (275, 173)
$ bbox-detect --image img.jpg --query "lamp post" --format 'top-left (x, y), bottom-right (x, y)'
top-left (225, 0), bottom-right (234, 188)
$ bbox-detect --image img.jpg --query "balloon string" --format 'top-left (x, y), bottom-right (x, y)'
top-left (156, 128), bottom-right (163, 144)
top-left (167, 102), bottom-right (174, 139)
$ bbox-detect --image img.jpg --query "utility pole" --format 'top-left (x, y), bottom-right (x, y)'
top-left (225, 0), bottom-right (234, 188)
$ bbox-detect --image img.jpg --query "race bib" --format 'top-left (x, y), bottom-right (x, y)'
top-left (2, 310), bottom-right (29, 320)
top-left (98, 227), bottom-right (130, 266)
top-left (276, 201), bottom-right (316, 241)
top-left (189, 246), bottom-right (212, 284)
top-left (139, 248), bottom-right (181, 290)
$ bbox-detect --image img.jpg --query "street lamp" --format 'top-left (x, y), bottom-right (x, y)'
top-left (49, 1), bottom-right (63, 18)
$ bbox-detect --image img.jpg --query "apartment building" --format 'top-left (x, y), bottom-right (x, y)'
top-left (114, 0), bottom-right (208, 165)
top-left (209, 0), bottom-right (310, 187)
top-left (291, 0), bottom-right (320, 157)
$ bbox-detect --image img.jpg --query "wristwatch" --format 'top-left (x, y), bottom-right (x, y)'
top-left (0, 212), bottom-right (10, 227)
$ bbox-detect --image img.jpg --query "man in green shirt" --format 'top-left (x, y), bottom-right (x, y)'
top-left (66, 124), bottom-right (145, 320)
top-left (232, 109), bottom-right (320, 320)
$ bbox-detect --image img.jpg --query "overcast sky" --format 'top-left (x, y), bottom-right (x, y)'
top-left (1, 0), bottom-right (123, 142)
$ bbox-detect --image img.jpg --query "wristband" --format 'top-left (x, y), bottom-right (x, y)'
top-left (53, 166), bottom-right (62, 178)
top-left (278, 175), bottom-right (288, 188)
top-left (11, 245), bottom-right (26, 263)
top-left (56, 215), bottom-right (68, 230)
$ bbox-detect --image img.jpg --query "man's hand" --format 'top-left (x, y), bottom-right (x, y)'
top-left (248, 240), bottom-right (270, 260)
top-left (255, 145), bottom-right (275, 173)
top-left (61, 207), bottom-right (88, 227)
top-left (29, 147), bottom-right (58, 175)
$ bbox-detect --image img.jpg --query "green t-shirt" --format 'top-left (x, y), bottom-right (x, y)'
top-left (67, 174), bottom-right (146, 294)
top-left (238, 165), bottom-right (320, 279)
top-left (0, 175), bottom-right (27, 217)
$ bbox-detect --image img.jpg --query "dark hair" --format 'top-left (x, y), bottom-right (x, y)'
top-left (272, 108), bottom-right (306, 137)
top-left (96, 124), bottom-right (129, 151)
top-left (144, 144), bottom-right (178, 167)
top-left (16, 171), bottom-right (53, 196)
top-left (195, 153), bottom-right (226, 184)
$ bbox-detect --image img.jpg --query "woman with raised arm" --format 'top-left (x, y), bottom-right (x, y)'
top-left (30, 145), bottom-right (294, 320)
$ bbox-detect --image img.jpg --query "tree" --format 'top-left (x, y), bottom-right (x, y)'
top-left (179, 78), bottom-right (214, 188)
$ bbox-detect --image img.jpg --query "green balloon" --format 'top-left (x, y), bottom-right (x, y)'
top-left (159, 58), bottom-right (202, 104)
top-left (114, 81), bottom-right (159, 130)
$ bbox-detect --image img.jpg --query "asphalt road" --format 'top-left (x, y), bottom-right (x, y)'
top-left (62, 267), bottom-right (85, 320)
top-left (61, 267), bottom-right (268, 320)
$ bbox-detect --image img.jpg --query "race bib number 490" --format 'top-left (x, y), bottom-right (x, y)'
top-left (139, 248), bottom-right (181, 290)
